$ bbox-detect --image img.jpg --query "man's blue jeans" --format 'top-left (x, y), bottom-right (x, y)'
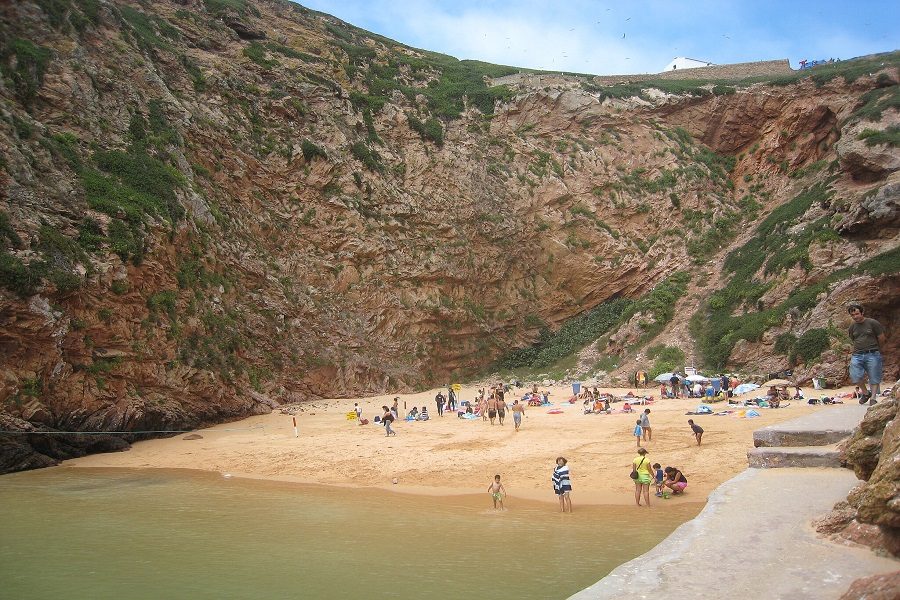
top-left (849, 351), bottom-right (883, 385)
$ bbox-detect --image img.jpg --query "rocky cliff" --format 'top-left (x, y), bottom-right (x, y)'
top-left (1, 0), bottom-right (898, 472)
top-left (816, 382), bottom-right (900, 562)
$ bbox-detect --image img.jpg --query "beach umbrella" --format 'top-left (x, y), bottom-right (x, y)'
top-left (762, 378), bottom-right (792, 387)
top-left (733, 383), bottom-right (760, 395)
top-left (654, 372), bottom-right (677, 383)
top-left (685, 374), bottom-right (710, 383)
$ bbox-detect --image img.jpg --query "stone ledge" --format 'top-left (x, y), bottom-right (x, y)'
top-left (748, 445), bottom-right (843, 468)
top-left (753, 404), bottom-right (868, 447)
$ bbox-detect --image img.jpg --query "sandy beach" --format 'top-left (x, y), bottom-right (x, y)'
top-left (65, 383), bottom-right (860, 506)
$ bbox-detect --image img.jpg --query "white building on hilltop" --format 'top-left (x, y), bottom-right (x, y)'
top-left (663, 57), bottom-right (715, 72)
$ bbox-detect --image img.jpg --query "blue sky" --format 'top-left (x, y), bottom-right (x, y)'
top-left (295, 0), bottom-right (899, 75)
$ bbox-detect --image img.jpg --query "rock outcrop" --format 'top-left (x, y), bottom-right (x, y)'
top-left (838, 571), bottom-right (900, 600)
top-left (816, 382), bottom-right (900, 560)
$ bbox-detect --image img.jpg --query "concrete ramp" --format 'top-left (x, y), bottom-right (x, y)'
top-left (568, 469), bottom-right (898, 600)
top-left (569, 405), bottom-right (898, 600)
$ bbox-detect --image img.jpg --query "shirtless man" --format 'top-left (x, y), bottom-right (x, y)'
top-left (511, 399), bottom-right (526, 431)
top-left (487, 394), bottom-right (499, 425)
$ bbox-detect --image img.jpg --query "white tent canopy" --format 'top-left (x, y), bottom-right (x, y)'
top-left (654, 372), bottom-right (680, 383)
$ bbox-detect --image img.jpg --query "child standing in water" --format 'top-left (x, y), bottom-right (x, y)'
top-left (552, 457), bottom-right (572, 512)
top-left (634, 419), bottom-right (643, 447)
top-left (487, 474), bottom-right (506, 510)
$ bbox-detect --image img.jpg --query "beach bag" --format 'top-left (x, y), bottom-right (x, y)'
top-left (630, 457), bottom-right (645, 480)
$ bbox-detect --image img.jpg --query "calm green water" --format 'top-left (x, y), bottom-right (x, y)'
top-left (0, 468), bottom-right (700, 599)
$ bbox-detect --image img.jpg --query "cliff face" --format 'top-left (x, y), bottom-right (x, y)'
top-left (1, 0), bottom-right (898, 471)
top-left (816, 384), bottom-right (900, 560)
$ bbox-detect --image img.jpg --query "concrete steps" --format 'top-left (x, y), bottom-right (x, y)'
top-left (748, 404), bottom-right (868, 468)
top-left (748, 443), bottom-right (842, 468)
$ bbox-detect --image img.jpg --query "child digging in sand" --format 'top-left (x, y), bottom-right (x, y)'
top-left (487, 474), bottom-right (506, 510)
top-left (688, 419), bottom-right (703, 446)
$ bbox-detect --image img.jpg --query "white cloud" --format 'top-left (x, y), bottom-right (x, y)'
top-left (352, 1), bottom-right (662, 74)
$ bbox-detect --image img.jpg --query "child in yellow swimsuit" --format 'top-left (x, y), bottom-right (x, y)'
top-left (487, 474), bottom-right (506, 510)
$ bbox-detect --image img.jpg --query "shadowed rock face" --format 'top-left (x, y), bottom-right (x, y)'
top-left (222, 16), bottom-right (266, 40)
top-left (0, 1), bottom-right (898, 472)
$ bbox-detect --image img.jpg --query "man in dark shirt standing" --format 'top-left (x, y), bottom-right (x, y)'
top-left (435, 390), bottom-right (446, 417)
top-left (847, 303), bottom-right (886, 405)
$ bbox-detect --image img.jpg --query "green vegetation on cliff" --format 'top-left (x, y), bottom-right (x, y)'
top-left (495, 298), bottom-right (632, 372)
top-left (328, 15), bottom-right (516, 121)
top-left (0, 38), bottom-right (53, 105)
top-left (647, 345), bottom-right (686, 378)
top-left (858, 125), bottom-right (900, 147)
top-left (692, 176), bottom-right (898, 370)
top-left (619, 272), bottom-right (691, 341)
top-left (494, 271), bottom-right (693, 376)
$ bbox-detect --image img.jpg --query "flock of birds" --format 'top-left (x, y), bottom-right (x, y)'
top-left (487, 10), bottom-right (688, 67)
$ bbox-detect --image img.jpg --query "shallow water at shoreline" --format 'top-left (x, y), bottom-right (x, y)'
top-left (0, 467), bottom-right (702, 599)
